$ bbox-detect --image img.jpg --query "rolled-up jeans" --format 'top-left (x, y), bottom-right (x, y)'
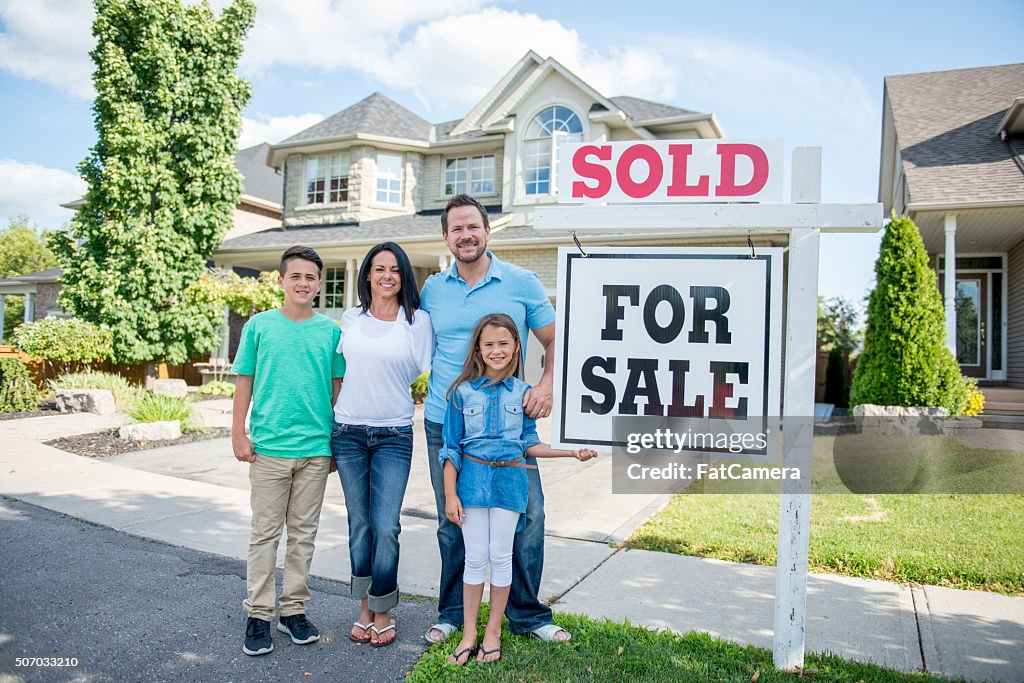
top-left (425, 418), bottom-right (553, 632)
top-left (331, 422), bottom-right (414, 613)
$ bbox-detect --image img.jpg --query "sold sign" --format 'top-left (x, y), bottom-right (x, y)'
top-left (557, 140), bottom-right (783, 204)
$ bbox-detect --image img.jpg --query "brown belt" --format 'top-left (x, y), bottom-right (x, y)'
top-left (463, 454), bottom-right (537, 470)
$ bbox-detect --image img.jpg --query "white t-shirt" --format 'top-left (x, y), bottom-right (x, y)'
top-left (333, 306), bottom-right (433, 427)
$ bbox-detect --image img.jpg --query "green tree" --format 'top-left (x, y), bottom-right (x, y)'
top-left (849, 215), bottom-right (969, 414)
top-left (49, 0), bottom-right (255, 364)
top-left (1, 215), bottom-right (59, 341)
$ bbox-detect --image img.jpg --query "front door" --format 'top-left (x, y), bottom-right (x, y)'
top-left (955, 276), bottom-right (987, 378)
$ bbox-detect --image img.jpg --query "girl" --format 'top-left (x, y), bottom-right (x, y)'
top-left (438, 313), bottom-right (597, 665)
top-left (331, 242), bottom-right (432, 648)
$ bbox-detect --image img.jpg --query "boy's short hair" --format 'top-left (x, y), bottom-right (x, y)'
top-left (441, 194), bottom-right (490, 234)
top-left (280, 245), bottom-right (324, 276)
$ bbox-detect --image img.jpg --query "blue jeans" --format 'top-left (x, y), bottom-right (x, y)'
top-left (425, 418), bottom-right (552, 633)
top-left (331, 422), bottom-right (413, 613)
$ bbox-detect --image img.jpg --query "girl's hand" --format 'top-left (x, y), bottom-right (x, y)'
top-left (445, 495), bottom-right (465, 528)
top-left (575, 448), bottom-right (598, 461)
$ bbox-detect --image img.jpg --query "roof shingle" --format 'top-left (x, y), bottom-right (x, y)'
top-left (281, 92), bottom-right (433, 144)
top-left (885, 63), bottom-right (1024, 205)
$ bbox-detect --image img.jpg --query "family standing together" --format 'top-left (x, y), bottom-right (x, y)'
top-left (230, 195), bottom-right (596, 665)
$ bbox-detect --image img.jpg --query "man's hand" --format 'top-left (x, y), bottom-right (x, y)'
top-left (523, 377), bottom-right (553, 419)
top-left (574, 448), bottom-right (599, 461)
top-left (445, 494), bottom-right (465, 528)
top-left (232, 431), bottom-right (255, 463)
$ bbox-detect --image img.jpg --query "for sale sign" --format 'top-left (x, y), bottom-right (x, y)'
top-left (551, 247), bottom-right (783, 454)
top-left (558, 140), bottom-right (784, 204)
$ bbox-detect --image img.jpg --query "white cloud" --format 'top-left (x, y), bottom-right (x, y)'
top-left (239, 112), bottom-right (325, 147)
top-left (370, 9), bottom-right (674, 111)
top-left (241, 0), bottom-right (489, 73)
top-left (0, 0), bottom-right (94, 98)
top-left (0, 160), bottom-right (86, 229)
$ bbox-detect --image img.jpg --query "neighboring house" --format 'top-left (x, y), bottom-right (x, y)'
top-left (0, 143), bottom-right (283, 344)
top-left (210, 51), bottom-right (755, 376)
top-left (879, 63), bottom-right (1024, 391)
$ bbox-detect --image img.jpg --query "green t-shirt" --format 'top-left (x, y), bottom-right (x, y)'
top-left (232, 309), bottom-right (345, 458)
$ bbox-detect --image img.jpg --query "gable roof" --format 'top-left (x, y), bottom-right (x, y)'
top-left (235, 143), bottom-right (281, 204)
top-left (885, 63), bottom-right (1024, 207)
top-left (280, 92), bottom-right (433, 145)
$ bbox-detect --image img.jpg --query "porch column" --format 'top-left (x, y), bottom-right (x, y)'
top-left (0, 294), bottom-right (6, 344)
top-left (944, 214), bottom-right (957, 354)
top-left (344, 258), bottom-right (358, 309)
top-left (24, 292), bottom-right (35, 323)
top-left (438, 254), bottom-right (450, 270)
top-left (215, 305), bottom-right (231, 364)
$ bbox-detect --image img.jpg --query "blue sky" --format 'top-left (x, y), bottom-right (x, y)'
top-left (1, 0), bottom-right (1021, 308)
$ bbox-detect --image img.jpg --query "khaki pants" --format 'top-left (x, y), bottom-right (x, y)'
top-left (243, 454), bottom-right (332, 621)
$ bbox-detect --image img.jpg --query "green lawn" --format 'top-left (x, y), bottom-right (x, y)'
top-left (410, 610), bottom-right (952, 682)
top-left (626, 437), bottom-right (1024, 594)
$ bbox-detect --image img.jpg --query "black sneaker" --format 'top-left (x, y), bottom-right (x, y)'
top-left (277, 614), bottom-right (320, 645)
top-left (243, 617), bottom-right (274, 656)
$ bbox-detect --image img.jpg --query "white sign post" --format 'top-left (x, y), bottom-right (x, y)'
top-left (537, 142), bottom-right (882, 671)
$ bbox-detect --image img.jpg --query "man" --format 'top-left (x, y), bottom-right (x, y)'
top-left (419, 194), bottom-right (570, 643)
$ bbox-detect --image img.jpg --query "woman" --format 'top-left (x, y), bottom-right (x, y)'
top-left (331, 242), bottom-right (432, 647)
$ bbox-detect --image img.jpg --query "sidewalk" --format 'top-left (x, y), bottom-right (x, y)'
top-left (1, 407), bottom-right (1022, 683)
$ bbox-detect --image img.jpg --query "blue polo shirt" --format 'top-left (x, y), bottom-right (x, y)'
top-left (420, 252), bottom-right (555, 424)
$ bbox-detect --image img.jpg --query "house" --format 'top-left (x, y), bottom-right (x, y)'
top-left (211, 51), bottom-right (780, 377)
top-left (878, 63), bottom-right (1024, 409)
top-left (0, 143), bottom-right (283, 344)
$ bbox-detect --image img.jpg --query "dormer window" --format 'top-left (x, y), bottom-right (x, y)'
top-left (524, 105), bottom-right (583, 195)
top-left (305, 153), bottom-right (348, 205)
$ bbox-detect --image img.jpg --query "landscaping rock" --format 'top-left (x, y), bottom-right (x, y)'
top-left (852, 404), bottom-right (949, 436)
top-left (152, 379), bottom-right (188, 398)
top-left (119, 420), bottom-right (181, 441)
top-left (55, 389), bottom-right (116, 416)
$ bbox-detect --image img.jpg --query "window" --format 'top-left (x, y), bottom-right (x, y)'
top-left (376, 153), bottom-right (403, 205)
top-left (305, 153), bottom-right (348, 205)
top-left (444, 155), bottom-right (495, 196)
top-left (317, 266), bottom-right (345, 310)
top-left (524, 106), bottom-right (582, 195)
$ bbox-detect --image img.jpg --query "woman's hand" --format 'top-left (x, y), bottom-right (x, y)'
top-left (445, 494), bottom-right (465, 528)
top-left (574, 448), bottom-right (598, 462)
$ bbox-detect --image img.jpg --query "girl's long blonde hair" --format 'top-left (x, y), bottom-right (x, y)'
top-left (446, 313), bottom-right (522, 398)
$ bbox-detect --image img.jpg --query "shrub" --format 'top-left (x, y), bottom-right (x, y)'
top-left (129, 393), bottom-right (206, 433)
top-left (196, 380), bottom-right (235, 397)
top-left (49, 369), bottom-right (144, 410)
top-left (0, 356), bottom-right (42, 412)
top-left (849, 215), bottom-right (971, 415)
top-left (12, 318), bottom-right (113, 375)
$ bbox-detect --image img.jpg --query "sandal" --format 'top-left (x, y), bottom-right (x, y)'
top-left (424, 622), bottom-right (458, 644)
top-left (370, 622), bottom-right (396, 648)
top-left (349, 621), bottom-right (372, 643)
top-left (477, 645), bottom-right (502, 663)
top-left (529, 623), bottom-right (572, 642)
top-left (447, 644), bottom-right (478, 666)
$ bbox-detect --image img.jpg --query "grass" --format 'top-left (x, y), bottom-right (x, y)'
top-left (48, 369), bottom-right (146, 410)
top-left (626, 437), bottom-right (1024, 594)
top-left (410, 609), bottom-right (951, 682)
top-left (128, 393), bottom-right (206, 433)
top-left (196, 380), bottom-right (235, 397)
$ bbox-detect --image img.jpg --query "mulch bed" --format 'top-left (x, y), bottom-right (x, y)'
top-left (0, 400), bottom-right (61, 421)
top-left (46, 427), bottom-right (231, 459)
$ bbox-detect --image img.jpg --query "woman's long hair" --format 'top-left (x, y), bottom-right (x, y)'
top-left (357, 242), bottom-right (418, 324)
top-left (446, 313), bottom-right (522, 398)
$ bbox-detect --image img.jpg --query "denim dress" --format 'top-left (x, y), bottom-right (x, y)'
top-left (438, 376), bottom-right (541, 516)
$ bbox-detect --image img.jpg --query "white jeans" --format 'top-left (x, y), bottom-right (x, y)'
top-left (461, 507), bottom-right (521, 587)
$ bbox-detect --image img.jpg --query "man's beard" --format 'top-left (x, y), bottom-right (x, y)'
top-left (452, 240), bottom-right (486, 264)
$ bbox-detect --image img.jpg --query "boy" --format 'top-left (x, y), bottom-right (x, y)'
top-left (231, 245), bottom-right (345, 656)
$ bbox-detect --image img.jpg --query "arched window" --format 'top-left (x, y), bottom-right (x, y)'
top-left (524, 105), bottom-right (583, 195)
